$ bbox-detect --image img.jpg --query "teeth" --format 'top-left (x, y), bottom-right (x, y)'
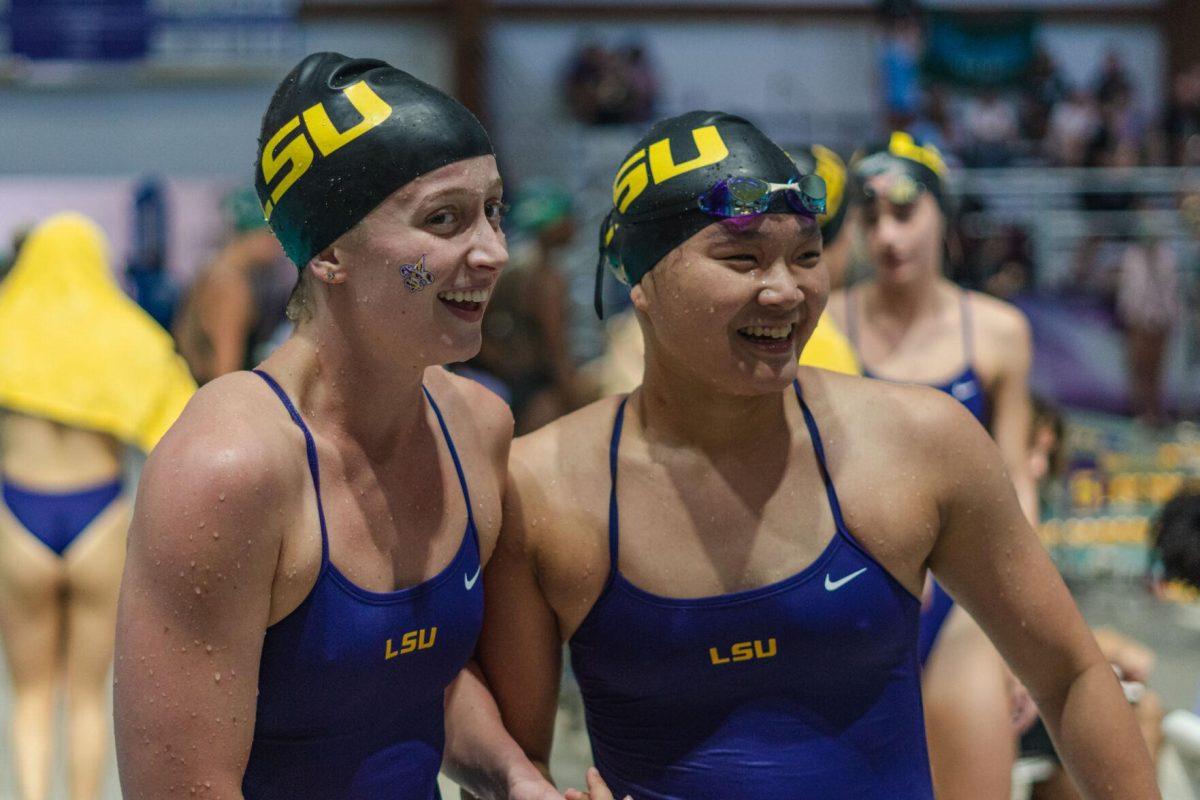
top-left (437, 289), bottom-right (490, 303)
top-left (741, 323), bottom-right (793, 339)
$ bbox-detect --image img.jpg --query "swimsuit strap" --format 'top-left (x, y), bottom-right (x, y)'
top-left (604, 397), bottom-right (630, 591)
top-left (253, 369), bottom-right (330, 565)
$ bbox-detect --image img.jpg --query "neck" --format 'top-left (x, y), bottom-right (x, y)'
top-left (868, 271), bottom-right (946, 325)
top-left (262, 319), bottom-right (429, 453)
top-left (637, 347), bottom-right (793, 456)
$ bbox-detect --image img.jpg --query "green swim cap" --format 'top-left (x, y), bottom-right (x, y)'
top-left (255, 52), bottom-right (493, 267)
top-left (509, 180), bottom-right (573, 235)
top-left (596, 111), bottom-right (802, 317)
top-left (223, 187), bottom-right (268, 234)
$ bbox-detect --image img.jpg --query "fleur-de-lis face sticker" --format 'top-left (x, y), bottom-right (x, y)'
top-left (399, 254), bottom-right (434, 292)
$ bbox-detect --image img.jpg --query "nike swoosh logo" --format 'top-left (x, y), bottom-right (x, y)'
top-left (824, 567), bottom-right (868, 591)
top-left (464, 566), bottom-right (481, 591)
top-left (951, 381), bottom-right (977, 401)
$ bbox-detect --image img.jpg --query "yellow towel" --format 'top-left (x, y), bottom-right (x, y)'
top-left (0, 212), bottom-right (196, 452)
top-left (799, 313), bottom-right (861, 376)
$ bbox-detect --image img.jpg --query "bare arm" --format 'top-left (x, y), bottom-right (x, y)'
top-left (198, 269), bottom-right (255, 379)
top-left (447, 456), bottom-right (567, 798)
top-left (114, 404), bottom-right (284, 799)
top-left (926, 394), bottom-right (1159, 799)
top-left (986, 306), bottom-right (1037, 523)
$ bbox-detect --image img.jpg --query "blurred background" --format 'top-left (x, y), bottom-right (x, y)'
top-left (0, 0), bottom-right (1199, 798)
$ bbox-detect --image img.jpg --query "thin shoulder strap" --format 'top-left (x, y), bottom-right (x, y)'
top-left (791, 380), bottom-right (849, 533)
top-left (960, 291), bottom-right (976, 365)
top-left (253, 370), bottom-right (329, 565)
top-left (422, 387), bottom-right (478, 533)
top-left (605, 397), bottom-right (629, 589)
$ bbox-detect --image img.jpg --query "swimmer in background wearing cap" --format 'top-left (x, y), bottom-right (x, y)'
top-left (828, 133), bottom-right (1040, 798)
top-left (466, 111), bottom-right (1158, 799)
top-left (114, 53), bottom-right (617, 800)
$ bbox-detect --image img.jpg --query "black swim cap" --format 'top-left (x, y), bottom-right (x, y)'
top-left (596, 111), bottom-right (801, 317)
top-left (255, 52), bottom-right (493, 267)
top-left (849, 131), bottom-right (949, 214)
top-left (790, 144), bottom-right (848, 245)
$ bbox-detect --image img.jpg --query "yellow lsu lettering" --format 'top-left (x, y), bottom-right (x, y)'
top-left (887, 130), bottom-right (947, 178)
top-left (384, 627), bottom-right (438, 660)
top-left (613, 125), bottom-right (730, 213)
top-left (708, 637), bottom-right (777, 665)
top-left (261, 81), bottom-right (393, 219)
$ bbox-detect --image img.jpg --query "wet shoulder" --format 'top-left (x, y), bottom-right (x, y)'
top-left (131, 371), bottom-right (303, 586)
top-left (423, 366), bottom-right (514, 463)
top-left (509, 396), bottom-right (623, 529)
top-left (798, 366), bottom-right (981, 466)
top-left (142, 372), bottom-right (306, 525)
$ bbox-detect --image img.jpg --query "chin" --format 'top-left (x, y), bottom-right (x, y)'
top-left (722, 361), bottom-right (799, 397)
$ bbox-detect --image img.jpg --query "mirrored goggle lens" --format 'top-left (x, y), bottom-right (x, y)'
top-left (862, 173), bottom-right (925, 207)
top-left (699, 176), bottom-right (827, 218)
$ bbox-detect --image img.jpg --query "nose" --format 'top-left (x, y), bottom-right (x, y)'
top-left (466, 215), bottom-right (508, 274)
top-left (756, 256), bottom-right (803, 309)
top-left (872, 208), bottom-right (902, 249)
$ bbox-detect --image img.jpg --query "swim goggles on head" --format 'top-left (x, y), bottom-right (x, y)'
top-left (697, 174), bottom-right (827, 219)
top-left (858, 171), bottom-right (927, 207)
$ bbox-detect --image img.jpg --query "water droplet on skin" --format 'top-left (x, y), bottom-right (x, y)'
top-left (212, 531), bottom-right (220, 539)
top-left (213, 672), bottom-right (221, 683)
top-left (198, 521), bottom-right (205, 529)
top-left (219, 493), bottom-right (226, 502)
top-left (193, 586), bottom-right (202, 595)
top-left (206, 644), bottom-right (213, 654)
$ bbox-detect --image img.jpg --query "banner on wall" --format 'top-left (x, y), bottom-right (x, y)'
top-left (922, 12), bottom-right (1036, 88)
top-left (3, 0), bottom-right (300, 66)
top-left (1015, 292), bottom-right (1199, 416)
top-left (10, 0), bottom-right (150, 61)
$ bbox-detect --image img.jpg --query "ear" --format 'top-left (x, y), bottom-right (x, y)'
top-left (308, 247), bottom-right (345, 285)
top-left (630, 280), bottom-right (650, 314)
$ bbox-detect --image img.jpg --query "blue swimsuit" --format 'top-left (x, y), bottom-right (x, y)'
top-left (568, 382), bottom-right (934, 800)
top-left (243, 370), bottom-right (483, 800)
top-left (844, 290), bottom-right (989, 664)
top-left (2, 477), bottom-right (123, 556)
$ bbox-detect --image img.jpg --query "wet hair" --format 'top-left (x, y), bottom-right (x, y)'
top-left (1150, 488), bottom-right (1200, 587)
top-left (285, 270), bottom-right (314, 323)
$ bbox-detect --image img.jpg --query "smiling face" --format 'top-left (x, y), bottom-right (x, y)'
top-left (312, 154), bottom-right (508, 367)
top-left (860, 175), bottom-right (945, 288)
top-left (632, 212), bottom-right (825, 396)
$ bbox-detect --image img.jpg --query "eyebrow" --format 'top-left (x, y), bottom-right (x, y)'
top-left (419, 180), bottom-right (504, 205)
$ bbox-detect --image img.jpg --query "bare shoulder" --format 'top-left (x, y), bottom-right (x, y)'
top-left (507, 396), bottom-right (622, 542)
top-left (133, 371), bottom-right (301, 571)
top-left (424, 367), bottom-right (514, 458)
top-left (510, 395), bottom-right (623, 482)
top-left (799, 366), bottom-right (984, 466)
top-left (966, 291), bottom-right (1031, 348)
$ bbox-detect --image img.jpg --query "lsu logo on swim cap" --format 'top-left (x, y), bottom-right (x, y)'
top-left (885, 131), bottom-right (947, 179)
top-left (612, 125), bottom-right (730, 214)
top-left (260, 81), bottom-right (392, 220)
